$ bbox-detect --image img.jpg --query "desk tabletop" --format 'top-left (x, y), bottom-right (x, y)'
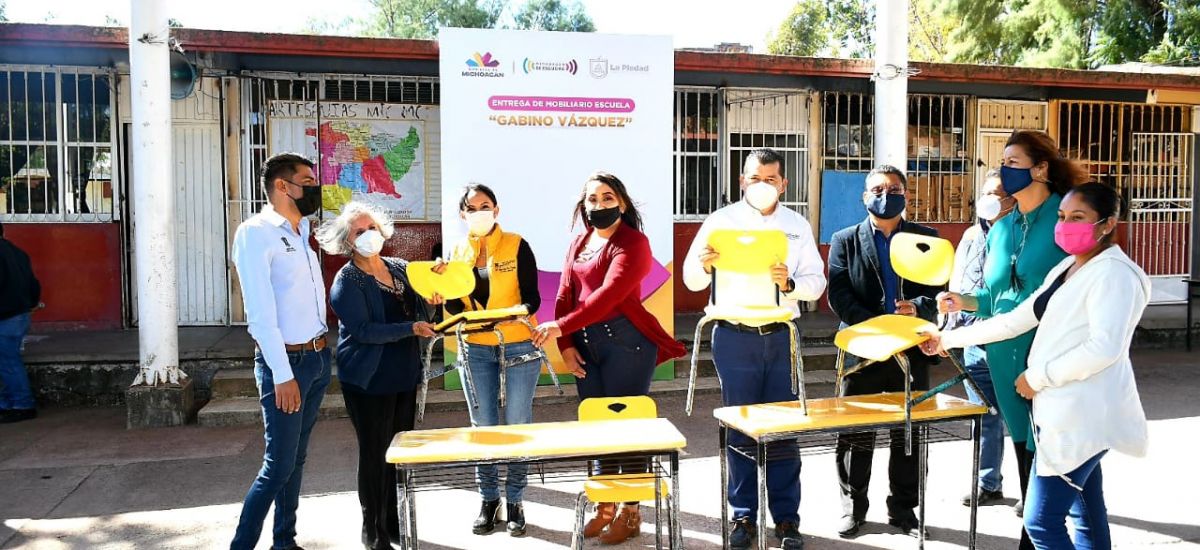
top-left (387, 417), bottom-right (687, 465)
top-left (713, 392), bottom-right (987, 440)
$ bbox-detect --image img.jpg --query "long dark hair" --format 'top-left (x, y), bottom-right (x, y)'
top-left (1066, 182), bottom-right (1122, 245)
top-left (1005, 130), bottom-right (1089, 195)
top-left (571, 171), bottom-right (643, 231)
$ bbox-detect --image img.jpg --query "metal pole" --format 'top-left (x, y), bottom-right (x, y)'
top-left (128, 0), bottom-right (181, 386)
top-left (873, 0), bottom-right (910, 170)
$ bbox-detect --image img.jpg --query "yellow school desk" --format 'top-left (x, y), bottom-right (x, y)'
top-left (387, 417), bottom-right (687, 549)
top-left (713, 392), bottom-right (988, 550)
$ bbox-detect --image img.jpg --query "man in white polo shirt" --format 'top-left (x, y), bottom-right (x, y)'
top-left (230, 153), bottom-right (330, 550)
top-left (683, 148), bottom-right (826, 550)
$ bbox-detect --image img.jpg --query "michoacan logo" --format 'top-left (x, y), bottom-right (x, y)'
top-left (466, 52), bottom-right (500, 68)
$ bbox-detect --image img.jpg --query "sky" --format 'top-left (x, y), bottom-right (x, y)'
top-left (4, 0), bottom-right (797, 52)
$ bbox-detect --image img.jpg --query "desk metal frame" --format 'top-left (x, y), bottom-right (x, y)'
top-left (717, 412), bottom-right (983, 550)
top-left (834, 348), bottom-right (994, 456)
top-left (394, 450), bottom-right (682, 549)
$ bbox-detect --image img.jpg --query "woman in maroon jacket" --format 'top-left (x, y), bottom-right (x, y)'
top-left (533, 171), bottom-right (685, 545)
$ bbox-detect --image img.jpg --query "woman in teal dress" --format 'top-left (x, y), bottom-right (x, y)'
top-left (938, 130), bottom-right (1088, 549)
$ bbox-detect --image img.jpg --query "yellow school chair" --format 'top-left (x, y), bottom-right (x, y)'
top-left (407, 261), bottom-right (563, 423)
top-left (833, 232), bottom-right (995, 455)
top-left (571, 396), bottom-right (679, 550)
top-left (686, 229), bottom-right (805, 416)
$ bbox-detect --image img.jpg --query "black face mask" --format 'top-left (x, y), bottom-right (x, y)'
top-left (866, 193), bottom-right (906, 220)
top-left (587, 206), bottom-right (622, 229)
top-left (286, 181), bottom-right (322, 217)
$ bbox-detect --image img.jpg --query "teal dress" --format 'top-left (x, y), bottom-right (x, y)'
top-left (970, 192), bottom-right (1067, 447)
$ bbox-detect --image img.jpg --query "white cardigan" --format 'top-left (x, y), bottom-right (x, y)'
top-left (941, 246), bottom-right (1150, 476)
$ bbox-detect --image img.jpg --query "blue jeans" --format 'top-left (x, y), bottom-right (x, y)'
top-left (712, 322), bottom-right (801, 525)
top-left (231, 347), bottom-right (332, 550)
top-left (957, 345), bottom-right (1005, 492)
top-left (463, 340), bottom-right (541, 502)
top-left (0, 313), bottom-right (35, 410)
top-left (1025, 451), bottom-right (1109, 550)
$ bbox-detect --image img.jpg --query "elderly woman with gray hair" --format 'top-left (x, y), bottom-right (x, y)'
top-left (316, 201), bottom-right (435, 550)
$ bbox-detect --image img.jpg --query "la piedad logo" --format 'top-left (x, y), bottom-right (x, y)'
top-left (522, 57), bottom-right (578, 75)
top-left (463, 52), bottom-right (505, 77)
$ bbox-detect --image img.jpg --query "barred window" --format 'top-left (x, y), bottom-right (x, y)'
top-left (673, 88), bottom-right (720, 219)
top-left (0, 67), bottom-right (114, 222)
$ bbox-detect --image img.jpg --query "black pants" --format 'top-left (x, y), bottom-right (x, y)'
top-left (572, 316), bottom-right (659, 500)
top-left (342, 384), bottom-right (417, 550)
top-left (835, 355), bottom-right (929, 519)
top-left (1013, 440), bottom-right (1035, 550)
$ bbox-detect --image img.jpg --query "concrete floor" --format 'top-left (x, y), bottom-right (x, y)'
top-left (2, 350), bottom-right (1198, 550)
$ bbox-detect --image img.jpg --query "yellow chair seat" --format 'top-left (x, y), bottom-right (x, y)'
top-left (434, 305), bottom-right (530, 333)
top-left (834, 314), bottom-right (936, 362)
top-left (584, 474), bottom-right (669, 503)
top-left (407, 261), bottom-right (475, 300)
top-left (703, 304), bottom-right (794, 324)
top-left (709, 229), bottom-right (788, 273)
top-left (889, 233), bottom-right (955, 287)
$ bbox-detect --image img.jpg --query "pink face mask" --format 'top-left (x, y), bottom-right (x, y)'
top-left (1054, 219), bottom-right (1108, 255)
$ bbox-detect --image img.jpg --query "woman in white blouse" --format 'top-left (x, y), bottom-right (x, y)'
top-left (922, 182), bottom-right (1149, 550)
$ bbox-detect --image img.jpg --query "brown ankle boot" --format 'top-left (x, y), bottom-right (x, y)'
top-left (598, 505), bottom-right (640, 545)
top-left (583, 502), bottom-right (617, 538)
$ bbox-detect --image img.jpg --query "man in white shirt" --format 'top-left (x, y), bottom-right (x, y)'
top-left (230, 153), bottom-right (331, 550)
top-left (682, 148), bottom-right (826, 550)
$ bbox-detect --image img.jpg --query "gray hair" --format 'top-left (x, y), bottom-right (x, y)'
top-left (315, 201), bottom-right (395, 256)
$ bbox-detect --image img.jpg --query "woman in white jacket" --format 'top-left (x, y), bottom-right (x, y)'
top-left (922, 182), bottom-right (1149, 550)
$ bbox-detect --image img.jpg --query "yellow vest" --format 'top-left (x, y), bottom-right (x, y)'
top-left (447, 224), bottom-right (538, 345)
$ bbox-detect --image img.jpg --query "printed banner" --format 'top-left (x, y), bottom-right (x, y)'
top-left (268, 101), bottom-right (434, 220)
top-left (440, 28), bottom-right (674, 376)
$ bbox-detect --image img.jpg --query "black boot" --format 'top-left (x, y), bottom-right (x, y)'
top-left (506, 502), bottom-right (526, 537)
top-left (472, 499), bottom-right (502, 535)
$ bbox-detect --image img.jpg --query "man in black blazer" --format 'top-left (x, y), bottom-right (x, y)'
top-left (827, 165), bottom-right (941, 537)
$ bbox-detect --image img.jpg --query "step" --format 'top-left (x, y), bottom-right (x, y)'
top-left (196, 371), bottom-right (838, 427)
top-left (210, 367), bottom-right (346, 399)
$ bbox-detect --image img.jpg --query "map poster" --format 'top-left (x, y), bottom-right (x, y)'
top-left (267, 101), bottom-right (432, 220)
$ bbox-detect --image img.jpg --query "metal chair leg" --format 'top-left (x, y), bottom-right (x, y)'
top-left (455, 326), bottom-right (481, 410)
top-left (572, 492), bottom-right (589, 550)
top-left (787, 321), bottom-right (807, 416)
top-left (898, 352), bottom-right (914, 456)
top-left (946, 351), bottom-right (997, 415)
top-left (834, 348), bottom-right (846, 396)
top-left (495, 329), bottom-right (507, 410)
top-left (416, 335), bottom-right (443, 424)
top-left (686, 316), bottom-right (713, 416)
top-left (519, 317), bottom-right (564, 395)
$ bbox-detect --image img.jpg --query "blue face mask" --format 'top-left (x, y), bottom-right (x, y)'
top-left (866, 192), bottom-right (906, 219)
top-left (1000, 165), bottom-right (1034, 195)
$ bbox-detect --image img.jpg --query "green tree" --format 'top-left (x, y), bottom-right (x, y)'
top-left (364, 0), bottom-right (506, 39)
top-left (0, 1), bottom-right (7, 23)
top-left (767, 0), bottom-right (872, 58)
top-left (513, 0), bottom-right (594, 32)
top-left (940, 0), bottom-right (1199, 68)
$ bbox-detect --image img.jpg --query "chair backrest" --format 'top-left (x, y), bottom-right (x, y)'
top-left (888, 233), bottom-right (954, 287)
top-left (578, 396), bottom-right (657, 421)
top-left (407, 260), bottom-right (476, 300)
top-left (707, 229), bottom-right (788, 308)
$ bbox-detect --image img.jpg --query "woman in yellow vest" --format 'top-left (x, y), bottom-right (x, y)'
top-left (435, 184), bottom-right (541, 537)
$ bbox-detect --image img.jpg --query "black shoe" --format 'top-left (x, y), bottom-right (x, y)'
top-left (472, 499), bottom-right (502, 535)
top-left (774, 521), bottom-right (804, 550)
top-left (887, 511), bottom-right (927, 537)
top-left (505, 502), bottom-right (526, 537)
top-left (837, 515), bottom-right (865, 538)
top-left (0, 408), bottom-right (35, 424)
top-left (729, 517), bottom-right (757, 549)
top-left (1014, 498), bottom-right (1024, 517)
top-left (961, 488), bottom-right (1004, 506)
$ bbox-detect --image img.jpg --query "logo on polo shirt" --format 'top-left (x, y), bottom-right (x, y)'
top-left (281, 237), bottom-right (296, 252)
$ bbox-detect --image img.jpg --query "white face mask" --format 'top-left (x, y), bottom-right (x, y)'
top-left (975, 194), bottom-right (1011, 222)
top-left (465, 210), bottom-right (496, 236)
top-left (353, 229), bottom-right (385, 257)
top-left (744, 181), bottom-right (780, 212)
